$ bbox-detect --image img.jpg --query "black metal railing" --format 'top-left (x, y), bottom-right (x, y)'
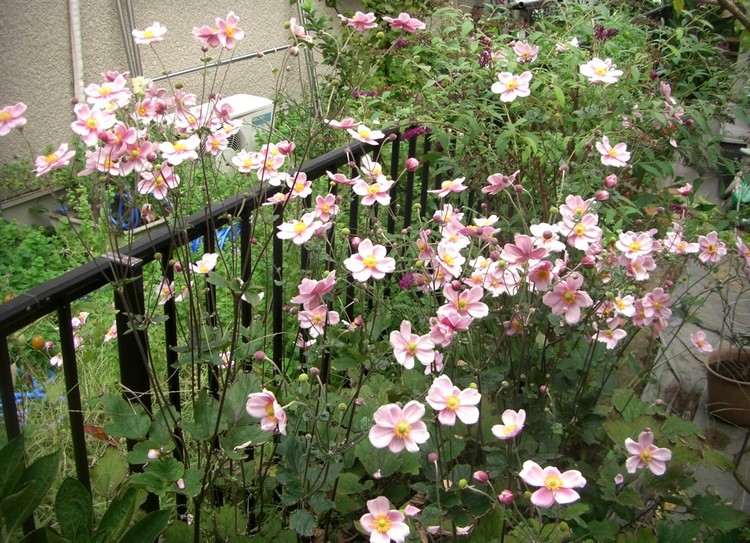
top-left (0, 127), bottom-right (449, 533)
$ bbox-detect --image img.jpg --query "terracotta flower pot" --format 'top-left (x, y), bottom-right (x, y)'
top-left (705, 347), bottom-right (750, 427)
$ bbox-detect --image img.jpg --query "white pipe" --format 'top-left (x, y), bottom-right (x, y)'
top-left (68, 0), bottom-right (85, 101)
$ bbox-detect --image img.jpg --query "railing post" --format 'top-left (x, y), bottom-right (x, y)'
top-left (272, 203), bottom-right (284, 374)
top-left (387, 133), bottom-right (401, 236)
top-left (403, 136), bottom-right (418, 231)
top-left (108, 253), bottom-right (158, 512)
top-left (345, 166), bottom-right (360, 323)
top-left (57, 303), bottom-right (91, 492)
top-left (420, 133), bottom-right (431, 217)
top-left (240, 209), bottom-right (253, 372)
top-left (0, 335), bottom-right (35, 534)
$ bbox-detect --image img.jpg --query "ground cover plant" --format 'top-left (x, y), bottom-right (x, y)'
top-left (1, 1), bottom-right (749, 542)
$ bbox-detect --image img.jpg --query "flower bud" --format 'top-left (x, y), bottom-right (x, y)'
top-left (468, 382), bottom-right (478, 389)
top-left (595, 190), bottom-right (609, 202)
top-left (254, 350), bottom-right (266, 361)
top-left (403, 504), bottom-right (420, 517)
top-left (513, 184), bottom-right (523, 194)
top-left (614, 473), bottom-right (624, 486)
top-left (342, 227), bottom-right (350, 236)
top-left (351, 236), bottom-right (361, 249)
top-left (498, 489), bottom-right (514, 505)
top-left (539, 384), bottom-right (548, 395)
top-left (309, 367), bottom-right (320, 377)
top-left (289, 46), bottom-right (299, 57)
top-left (147, 448), bottom-right (161, 460)
top-left (581, 255), bottom-right (596, 268)
top-left (337, 402), bottom-right (348, 411)
top-left (298, 373), bottom-right (309, 383)
top-left (604, 174), bottom-right (618, 188)
top-left (376, 31), bottom-right (385, 39)
top-left (473, 470), bottom-right (489, 484)
top-left (428, 452), bottom-right (439, 463)
top-left (405, 157), bottom-right (420, 172)
top-left (458, 478), bottom-right (468, 489)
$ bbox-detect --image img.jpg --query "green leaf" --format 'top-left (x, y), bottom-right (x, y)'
top-left (119, 509), bottom-right (171, 543)
top-left (588, 519), bottom-right (619, 541)
top-left (103, 395), bottom-right (151, 440)
top-left (460, 20), bottom-right (473, 38)
top-left (2, 451), bottom-right (60, 535)
top-left (93, 488), bottom-right (141, 543)
top-left (468, 509), bottom-right (503, 542)
top-left (92, 448), bottom-right (129, 498)
top-left (55, 478), bottom-right (93, 542)
top-left (147, 457), bottom-right (184, 482)
top-left (289, 509), bottom-right (316, 537)
top-left (163, 520), bottom-right (193, 543)
top-left (691, 495), bottom-right (747, 532)
top-left (0, 437), bottom-right (26, 498)
top-left (183, 390), bottom-right (220, 441)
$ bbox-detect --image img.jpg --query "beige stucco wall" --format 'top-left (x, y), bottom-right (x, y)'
top-left (0, 0), bottom-right (341, 166)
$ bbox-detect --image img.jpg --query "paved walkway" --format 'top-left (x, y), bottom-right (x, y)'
top-left (643, 160), bottom-right (750, 513)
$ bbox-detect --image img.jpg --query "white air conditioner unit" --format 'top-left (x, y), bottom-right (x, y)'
top-left (215, 94), bottom-right (274, 171)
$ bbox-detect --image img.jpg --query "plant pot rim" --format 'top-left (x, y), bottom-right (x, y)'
top-left (705, 347), bottom-right (750, 385)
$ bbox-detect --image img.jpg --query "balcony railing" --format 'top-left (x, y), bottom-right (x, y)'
top-left (0, 127), bottom-right (448, 532)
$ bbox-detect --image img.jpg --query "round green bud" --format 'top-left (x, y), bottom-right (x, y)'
top-left (458, 478), bottom-right (468, 489)
top-left (298, 373), bottom-right (309, 383)
top-left (376, 31), bottom-right (385, 39)
top-left (468, 382), bottom-right (478, 389)
top-left (337, 402), bottom-right (348, 412)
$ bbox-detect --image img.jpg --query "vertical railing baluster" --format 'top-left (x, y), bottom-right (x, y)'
top-left (387, 133), bottom-right (400, 236)
top-left (420, 134), bottom-right (431, 217)
top-left (344, 166), bottom-right (359, 322)
top-left (57, 303), bottom-right (90, 491)
top-left (204, 223), bottom-right (219, 399)
top-left (272, 204), bottom-right (284, 374)
top-left (240, 209), bottom-right (253, 372)
top-left (162, 253), bottom-right (187, 517)
top-left (403, 136), bottom-right (418, 231)
top-left (0, 335), bottom-right (35, 535)
top-left (110, 254), bottom-right (158, 511)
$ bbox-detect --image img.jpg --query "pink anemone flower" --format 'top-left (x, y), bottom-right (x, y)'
top-left (519, 460), bottom-right (586, 507)
top-left (35, 143), bottom-right (75, 177)
top-left (389, 320), bottom-right (435, 369)
top-left (246, 390), bottom-right (287, 435)
top-left (542, 273), bottom-right (593, 325)
top-left (491, 409), bottom-right (526, 440)
top-left (426, 375), bottom-right (480, 426)
top-left (625, 430), bottom-right (672, 475)
top-left (0, 102), bottom-right (27, 135)
top-left (360, 496), bottom-right (410, 543)
top-left (369, 401), bottom-right (430, 453)
top-left (344, 239), bottom-right (395, 282)
top-left (383, 12), bottom-right (426, 33)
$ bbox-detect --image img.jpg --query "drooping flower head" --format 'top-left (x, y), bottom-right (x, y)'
top-left (491, 409), bottom-right (526, 440)
top-left (383, 12), bottom-right (426, 33)
top-left (35, 143), bottom-right (75, 177)
top-left (246, 389), bottom-right (287, 435)
top-left (0, 102), bottom-right (27, 135)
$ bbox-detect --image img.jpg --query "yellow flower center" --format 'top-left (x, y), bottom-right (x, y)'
top-left (225, 26), bottom-right (236, 38)
top-left (574, 224), bottom-right (586, 236)
top-left (45, 153), bottom-right (58, 164)
top-left (367, 184), bottom-right (381, 195)
top-left (265, 403), bottom-right (275, 417)
top-left (607, 148), bottom-right (619, 158)
top-left (99, 85), bottom-right (113, 96)
top-left (130, 149), bottom-right (140, 157)
top-left (544, 474), bottom-right (563, 491)
top-left (173, 142), bottom-right (186, 152)
top-left (242, 159), bottom-right (253, 169)
top-left (563, 291), bottom-right (576, 303)
top-left (362, 255), bottom-right (378, 269)
top-left (85, 117), bottom-right (98, 129)
top-left (499, 424), bottom-right (517, 436)
top-left (143, 29), bottom-right (155, 39)
top-left (707, 244), bottom-right (716, 254)
top-left (0, 111), bottom-right (12, 122)
top-left (506, 79), bottom-right (519, 91)
top-left (456, 299), bottom-right (468, 311)
top-left (446, 395), bottom-right (460, 411)
top-left (406, 341), bottom-right (417, 355)
top-left (294, 182), bottom-right (305, 193)
top-left (394, 421), bottom-right (410, 438)
top-left (293, 222), bottom-right (307, 234)
top-left (358, 126), bottom-right (371, 138)
top-left (640, 449), bottom-right (652, 463)
top-left (374, 515), bottom-right (391, 534)
top-left (628, 240), bottom-right (641, 252)
top-left (442, 254), bottom-right (455, 266)
top-left (594, 66), bottom-right (608, 76)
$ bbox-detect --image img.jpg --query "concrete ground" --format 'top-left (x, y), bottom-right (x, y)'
top-left (643, 159), bottom-right (750, 513)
